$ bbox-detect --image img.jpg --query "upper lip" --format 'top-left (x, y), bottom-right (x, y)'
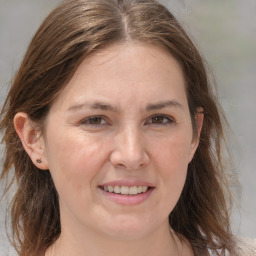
top-left (99, 180), bottom-right (154, 187)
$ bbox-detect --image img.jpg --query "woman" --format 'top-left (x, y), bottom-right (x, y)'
top-left (0, 0), bottom-right (255, 255)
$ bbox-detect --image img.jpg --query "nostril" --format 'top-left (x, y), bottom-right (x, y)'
top-left (110, 151), bottom-right (150, 170)
top-left (115, 163), bottom-right (126, 168)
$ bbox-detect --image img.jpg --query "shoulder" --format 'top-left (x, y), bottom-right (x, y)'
top-left (207, 238), bottom-right (256, 256)
top-left (235, 237), bottom-right (256, 256)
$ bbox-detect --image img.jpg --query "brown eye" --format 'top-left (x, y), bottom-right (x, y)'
top-left (81, 116), bottom-right (107, 126)
top-left (147, 115), bottom-right (174, 126)
top-left (151, 116), bottom-right (164, 124)
top-left (89, 117), bottom-right (102, 125)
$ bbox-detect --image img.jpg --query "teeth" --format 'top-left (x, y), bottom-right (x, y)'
top-left (137, 186), bottom-right (143, 193)
top-left (103, 185), bottom-right (149, 195)
top-left (114, 186), bottom-right (120, 194)
top-left (121, 186), bottom-right (129, 195)
top-left (108, 186), bottom-right (114, 193)
top-left (142, 186), bottom-right (147, 192)
top-left (129, 186), bottom-right (138, 195)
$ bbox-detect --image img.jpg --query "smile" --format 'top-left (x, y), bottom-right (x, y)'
top-left (100, 185), bottom-right (149, 195)
top-left (98, 180), bottom-right (155, 205)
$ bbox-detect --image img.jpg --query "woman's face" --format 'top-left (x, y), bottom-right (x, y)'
top-left (42, 42), bottom-right (200, 239)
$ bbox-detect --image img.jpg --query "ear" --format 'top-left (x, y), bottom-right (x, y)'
top-left (13, 112), bottom-right (49, 170)
top-left (188, 108), bottom-right (204, 163)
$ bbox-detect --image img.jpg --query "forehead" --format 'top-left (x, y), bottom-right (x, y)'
top-left (50, 42), bottom-right (187, 112)
top-left (76, 42), bottom-right (184, 79)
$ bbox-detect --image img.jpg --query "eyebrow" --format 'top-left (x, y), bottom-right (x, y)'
top-left (145, 100), bottom-right (184, 111)
top-left (67, 99), bottom-right (184, 113)
top-left (67, 101), bottom-right (118, 112)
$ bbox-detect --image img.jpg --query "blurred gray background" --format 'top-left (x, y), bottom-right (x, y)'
top-left (0, 0), bottom-right (255, 255)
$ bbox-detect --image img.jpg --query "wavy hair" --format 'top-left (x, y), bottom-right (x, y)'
top-left (0, 0), bottom-right (241, 255)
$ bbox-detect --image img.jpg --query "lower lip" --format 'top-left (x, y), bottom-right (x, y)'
top-left (99, 188), bottom-right (154, 205)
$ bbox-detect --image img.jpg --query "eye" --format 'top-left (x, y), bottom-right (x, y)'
top-left (80, 116), bottom-right (107, 126)
top-left (146, 115), bottom-right (174, 126)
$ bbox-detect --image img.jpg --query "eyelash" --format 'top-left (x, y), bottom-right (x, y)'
top-left (79, 114), bottom-right (175, 127)
top-left (146, 114), bottom-right (175, 126)
top-left (80, 116), bottom-right (108, 126)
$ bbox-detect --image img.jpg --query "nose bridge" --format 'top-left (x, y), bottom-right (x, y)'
top-left (111, 123), bottom-right (149, 169)
top-left (123, 124), bottom-right (141, 155)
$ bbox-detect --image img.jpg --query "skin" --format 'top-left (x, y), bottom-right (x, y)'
top-left (14, 42), bottom-right (203, 256)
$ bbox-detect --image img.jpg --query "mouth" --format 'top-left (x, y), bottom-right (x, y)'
top-left (98, 181), bottom-right (155, 205)
top-left (99, 185), bottom-right (152, 196)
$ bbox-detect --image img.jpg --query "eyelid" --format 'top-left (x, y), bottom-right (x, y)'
top-left (79, 115), bottom-right (109, 126)
top-left (78, 114), bottom-right (175, 127)
top-left (145, 114), bottom-right (175, 125)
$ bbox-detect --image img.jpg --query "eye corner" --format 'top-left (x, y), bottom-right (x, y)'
top-left (79, 115), bottom-right (110, 127)
top-left (145, 114), bottom-right (175, 126)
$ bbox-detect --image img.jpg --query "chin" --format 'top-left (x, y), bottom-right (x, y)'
top-left (101, 216), bottom-right (153, 240)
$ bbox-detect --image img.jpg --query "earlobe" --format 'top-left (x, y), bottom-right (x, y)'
top-left (13, 112), bottom-right (49, 170)
top-left (188, 108), bottom-right (204, 163)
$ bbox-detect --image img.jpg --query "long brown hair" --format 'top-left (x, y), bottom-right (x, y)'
top-left (0, 0), bottom-right (241, 255)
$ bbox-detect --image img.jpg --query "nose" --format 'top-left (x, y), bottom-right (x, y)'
top-left (110, 126), bottom-right (150, 170)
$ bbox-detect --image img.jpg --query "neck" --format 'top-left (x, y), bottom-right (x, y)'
top-left (45, 222), bottom-right (192, 256)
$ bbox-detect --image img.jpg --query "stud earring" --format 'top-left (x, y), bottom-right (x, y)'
top-left (36, 159), bottom-right (42, 164)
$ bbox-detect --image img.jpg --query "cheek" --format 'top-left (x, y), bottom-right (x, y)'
top-left (153, 131), bottom-right (192, 171)
top-left (151, 132), bottom-right (192, 206)
top-left (44, 128), bottom-right (109, 196)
